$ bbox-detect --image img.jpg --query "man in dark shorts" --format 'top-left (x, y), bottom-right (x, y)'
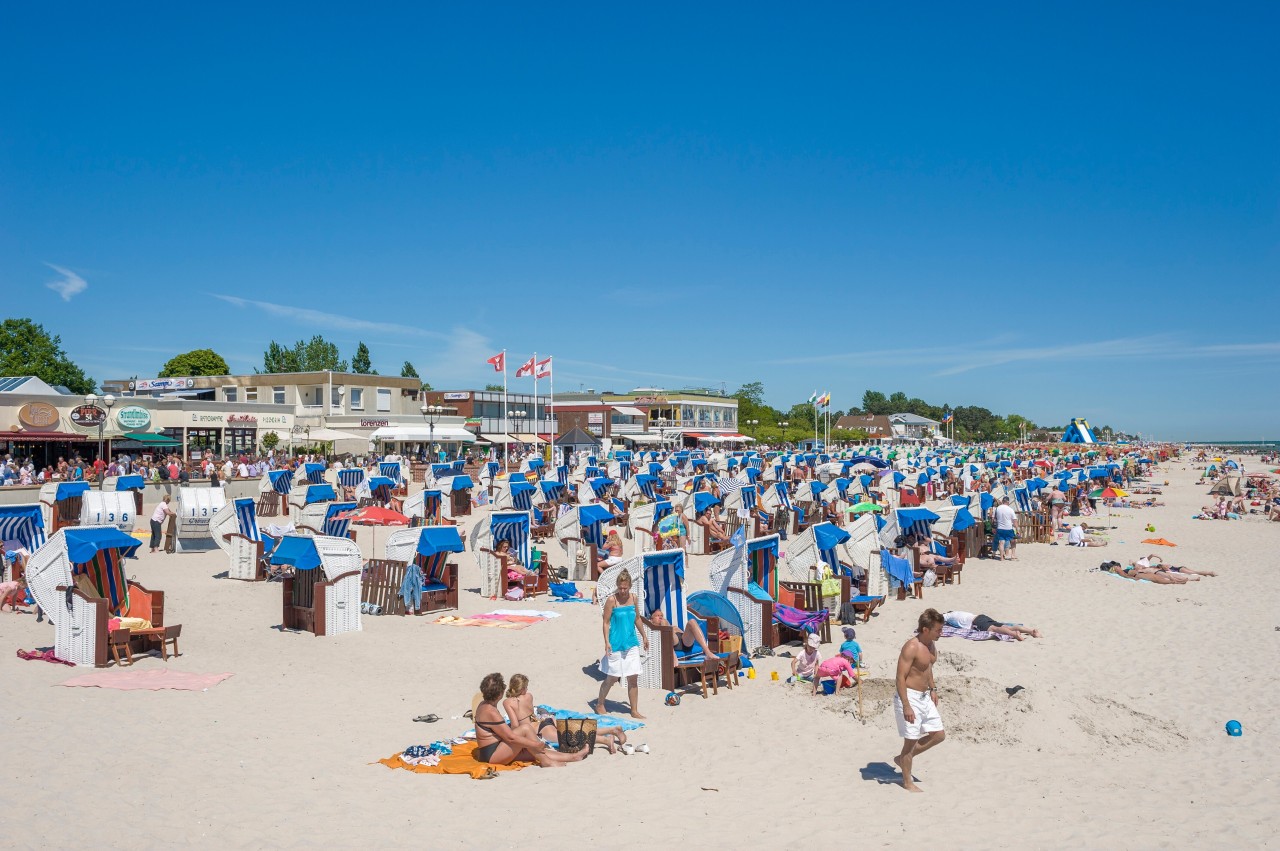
top-left (942, 610), bottom-right (1042, 641)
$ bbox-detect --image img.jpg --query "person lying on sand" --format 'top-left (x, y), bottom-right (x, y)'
top-left (943, 610), bottom-right (1042, 640)
top-left (1100, 561), bottom-right (1188, 585)
top-left (1136, 555), bottom-right (1216, 579)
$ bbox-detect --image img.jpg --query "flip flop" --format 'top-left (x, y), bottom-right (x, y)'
top-left (636, 744), bottom-right (650, 754)
top-left (413, 714), bottom-right (440, 723)
top-left (462, 710), bottom-right (474, 720)
top-left (476, 767), bottom-right (498, 780)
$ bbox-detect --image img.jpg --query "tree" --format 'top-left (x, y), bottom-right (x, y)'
top-left (352, 342), bottom-right (373, 374)
top-left (733, 381), bottom-right (765, 407)
top-left (861, 390), bottom-right (890, 415)
top-left (160, 348), bottom-right (229, 377)
top-left (260, 431), bottom-right (279, 451)
top-left (0, 318), bottom-right (94, 394)
top-left (400, 361), bottom-right (419, 378)
top-left (260, 335), bottom-right (348, 374)
top-left (420, 381), bottom-right (434, 392)
top-left (484, 383), bottom-right (504, 392)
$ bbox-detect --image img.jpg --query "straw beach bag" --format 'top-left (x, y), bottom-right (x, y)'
top-left (554, 718), bottom-right (597, 755)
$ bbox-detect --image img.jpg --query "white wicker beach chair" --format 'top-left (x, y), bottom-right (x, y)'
top-left (274, 534), bottom-right (363, 636)
top-left (472, 511), bottom-right (533, 598)
top-left (0, 503), bottom-right (47, 583)
top-left (80, 490), bottom-right (139, 533)
top-left (174, 487), bottom-right (227, 552)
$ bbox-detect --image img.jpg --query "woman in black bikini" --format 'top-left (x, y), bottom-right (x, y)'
top-left (473, 673), bottom-right (586, 768)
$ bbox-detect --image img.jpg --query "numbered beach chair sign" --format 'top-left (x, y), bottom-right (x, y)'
top-left (81, 491), bottom-right (137, 533)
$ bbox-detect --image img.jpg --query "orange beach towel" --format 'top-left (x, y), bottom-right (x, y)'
top-left (1141, 538), bottom-right (1178, 547)
top-left (377, 741), bottom-right (534, 778)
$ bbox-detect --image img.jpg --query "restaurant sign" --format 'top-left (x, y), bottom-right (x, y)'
top-left (132, 378), bottom-right (195, 391)
top-left (442, 392), bottom-right (470, 400)
top-left (360, 419), bottom-right (389, 428)
top-left (228, 414), bottom-right (258, 424)
top-left (17, 402), bottom-right (60, 431)
top-left (115, 405), bottom-right (152, 430)
top-left (70, 405), bottom-right (107, 427)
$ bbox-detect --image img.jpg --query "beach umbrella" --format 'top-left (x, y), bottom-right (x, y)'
top-left (1090, 487), bottom-right (1128, 499)
top-left (337, 505), bottom-right (410, 559)
top-left (846, 501), bottom-right (883, 515)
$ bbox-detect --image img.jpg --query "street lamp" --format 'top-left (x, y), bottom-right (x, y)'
top-left (507, 409), bottom-right (528, 469)
top-left (85, 392), bottom-right (115, 478)
top-left (746, 419), bottom-right (758, 438)
top-left (780, 420), bottom-right (789, 446)
top-left (420, 403), bottom-right (452, 462)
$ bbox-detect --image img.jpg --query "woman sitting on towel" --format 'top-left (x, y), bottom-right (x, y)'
top-left (505, 673), bottom-right (630, 754)
top-left (474, 673), bottom-right (586, 768)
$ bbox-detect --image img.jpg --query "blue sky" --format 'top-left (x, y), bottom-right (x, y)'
top-left (2, 3), bottom-right (1277, 440)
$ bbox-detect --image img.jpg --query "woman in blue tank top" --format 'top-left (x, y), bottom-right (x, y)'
top-left (593, 568), bottom-right (647, 719)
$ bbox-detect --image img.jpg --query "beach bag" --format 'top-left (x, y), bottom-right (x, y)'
top-left (504, 585), bottom-right (524, 601)
top-left (922, 569), bottom-right (937, 587)
top-left (554, 718), bottom-right (597, 755)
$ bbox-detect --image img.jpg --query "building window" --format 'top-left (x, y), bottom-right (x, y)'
top-left (350, 387), bottom-right (364, 410)
top-left (245, 387), bottom-right (258, 402)
top-left (376, 388), bottom-right (392, 412)
top-left (273, 386), bottom-right (286, 404)
top-left (227, 427), bottom-right (257, 455)
top-left (224, 387), bottom-right (237, 403)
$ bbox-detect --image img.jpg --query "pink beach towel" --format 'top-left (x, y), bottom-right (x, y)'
top-left (60, 670), bottom-right (234, 691)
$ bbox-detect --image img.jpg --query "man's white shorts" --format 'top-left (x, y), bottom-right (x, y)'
top-left (894, 688), bottom-right (944, 740)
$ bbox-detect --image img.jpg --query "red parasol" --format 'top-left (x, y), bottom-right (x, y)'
top-left (337, 505), bottom-right (410, 526)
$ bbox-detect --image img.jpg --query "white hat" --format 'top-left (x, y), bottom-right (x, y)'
top-left (806, 633), bottom-right (821, 648)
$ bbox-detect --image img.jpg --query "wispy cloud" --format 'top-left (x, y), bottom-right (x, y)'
top-left (767, 334), bottom-right (1280, 376)
top-left (213, 294), bottom-right (438, 339)
top-left (45, 263), bottom-right (88, 301)
top-left (556, 357), bottom-right (723, 387)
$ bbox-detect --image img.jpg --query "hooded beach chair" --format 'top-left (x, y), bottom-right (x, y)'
top-left (303, 462), bottom-right (328, 485)
top-left (170, 487), bottom-right (227, 553)
top-left (289, 482), bottom-right (337, 524)
top-left (404, 489), bottom-right (445, 526)
top-left (628, 498), bottom-right (674, 554)
top-left (113, 474), bottom-right (147, 516)
top-left (473, 511), bottom-right (546, 598)
top-left (369, 525), bottom-right (466, 614)
top-left (258, 469), bottom-right (294, 517)
top-left (26, 526), bottom-right (177, 666)
top-left (555, 504), bottom-right (615, 580)
top-left (298, 501), bottom-right (357, 540)
top-left (39, 481), bottom-right (90, 534)
top-left (0, 504), bottom-right (46, 583)
top-left (80, 489), bottom-right (138, 533)
top-left (271, 534), bottom-right (363, 636)
top-left (336, 467), bottom-right (365, 501)
top-left (596, 551), bottom-right (734, 697)
top-left (210, 497), bottom-right (285, 581)
top-left (682, 491), bottom-right (728, 555)
top-left (720, 533), bottom-right (825, 648)
top-left (437, 475), bottom-right (474, 519)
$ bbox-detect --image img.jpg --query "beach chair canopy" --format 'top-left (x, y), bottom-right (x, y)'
top-left (269, 536), bottom-right (323, 571)
top-left (55, 482), bottom-right (91, 501)
top-left (368, 476), bottom-right (396, 491)
top-left (539, 480), bottom-right (564, 499)
top-left (114, 475), bottom-right (146, 491)
top-left (687, 589), bottom-right (744, 636)
top-left (814, 523), bottom-right (852, 552)
top-left (693, 492), bottom-right (721, 514)
top-left (0, 505), bottom-right (46, 551)
top-left (64, 527), bottom-right (140, 563)
top-left (641, 549), bottom-right (686, 625)
top-left (304, 483), bottom-right (337, 504)
top-left (379, 462), bottom-right (402, 483)
top-left (511, 481), bottom-right (537, 511)
top-left (337, 468), bottom-right (364, 488)
top-left (268, 470), bottom-right (294, 494)
top-left (431, 463), bottom-right (454, 480)
top-left (449, 476), bottom-right (475, 490)
top-left (233, 498), bottom-right (261, 543)
top-left (304, 463), bottom-right (327, 484)
top-left (415, 526), bottom-right (465, 556)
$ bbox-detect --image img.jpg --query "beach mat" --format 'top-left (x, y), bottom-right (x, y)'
top-left (377, 741), bottom-right (533, 778)
top-left (60, 670), bottom-right (234, 691)
top-left (1141, 538), bottom-right (1178, 547)
top-left (432, 613), bottom-right (553, 629)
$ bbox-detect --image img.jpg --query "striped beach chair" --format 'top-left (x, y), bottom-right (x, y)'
top-left (0, 504), bottom-right (47, 583)
top-left (473, 511), bottom-right (534, 599)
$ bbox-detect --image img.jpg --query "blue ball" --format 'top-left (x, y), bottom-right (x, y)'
top-left (1225, 720), bottom-right (1242, 737)
top-left (664, 691), bottom-right (681, 706)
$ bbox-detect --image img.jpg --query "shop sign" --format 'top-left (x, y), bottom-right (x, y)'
top-left (17, 402), bottom-right (60, 431)
top-left (190, 412), bottom-right (227, 424)
top-left (228, 413), bottom-right (258, 424)
top-left (361, 419), bottom-right (389, 428)
top-left (132, 378), bottom-right (195, 391)
top-left (115, 405), bottom-right (151, 430)
top-left (587, 412), bottom-right (603, 424)
top-left (70, 405), bottom-right (107, 427)
top-left (443, 392), bottom-right (470, 400)
top-left (259, 414), bottom-right (291, 426)
top-left (587, 425), bottom-right (603, 436)
top-left (633, 396), bottom-right (667, 405)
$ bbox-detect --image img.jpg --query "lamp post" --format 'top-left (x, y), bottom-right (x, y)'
top-left (780, 420), bottom-right (789, 447)
top-left (420, 403), bottom-right (451, 463)
top-left (507, 409), bottom-right (528, 468)
top-left (746, 419), bottom-right (758, 440)
top-left (84, 392), bottom-right (115, 478)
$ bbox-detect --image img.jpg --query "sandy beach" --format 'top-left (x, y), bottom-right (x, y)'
top-left (3, 459), bottom-right (1277, 849)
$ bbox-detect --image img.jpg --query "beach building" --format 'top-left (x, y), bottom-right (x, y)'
top-left (834, 414), bottom-right (896, 439)
top-left (889, 413), bottom-right (943, 440)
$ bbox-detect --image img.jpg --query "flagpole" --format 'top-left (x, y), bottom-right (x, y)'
top-left (502, 349), bottom-right (509, 471)
top-left (531, 350), bottom-right (538, 456)
top-left (548, 356), bottom-right (555, 464)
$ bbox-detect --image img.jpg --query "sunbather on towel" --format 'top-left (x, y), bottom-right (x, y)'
top-left (1067, 523), bottom-right (1107, 547)
top-left (943, 610), bottom-right (1041, 640)
top-left (1100, 561), bottom-right (1182, 585)
top-left (1138, 554), bottom-right (1215, 578)
top-left (504, 673), bottom-right (628, 754)
top-left (474, 673), bottom-right (586, 768)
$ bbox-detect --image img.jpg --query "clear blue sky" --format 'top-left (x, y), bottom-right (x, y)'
top-left (2, 3), bottom-right (1277, 440)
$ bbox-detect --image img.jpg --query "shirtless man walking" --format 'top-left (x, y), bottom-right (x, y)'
top-left (893, 608), bottom-right (946, 792)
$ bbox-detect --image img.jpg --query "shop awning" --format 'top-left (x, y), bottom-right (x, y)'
top-left (1, 431), bottom-right (91, 442)
top-left (123, 432), bottom-right (182, 446)
top-left (301, 427), bottom-right (365, 442)
top-left (513, 433), bottom-right (545, 444)
top-left (621, 433), bottom-right (663, 443)
top-left (479, 433), bottom-right (518, 444)
top-left (612, 406), bottom-right (646, 417)
top-left (369, 426), bottom-right (476, 443)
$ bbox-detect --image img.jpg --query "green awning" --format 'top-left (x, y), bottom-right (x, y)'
top-left (123, 432), bottom-right (182, 446)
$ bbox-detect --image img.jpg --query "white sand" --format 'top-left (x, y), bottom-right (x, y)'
top-left (3, 460), bottom-right (1277, 848)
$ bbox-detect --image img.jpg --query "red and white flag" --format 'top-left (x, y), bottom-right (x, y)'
top-left (486, 352), bottom-right (505, 372)
top-left (515, 356), bottom-right (536, 378)
top-left (534, 356), bottom-right (552, 379)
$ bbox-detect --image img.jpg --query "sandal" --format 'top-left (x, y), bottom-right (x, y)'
top-left (413, 714), bottom-right (440, 723)
top-left (477, 767), bottom-right (498, 780)
top-left (463, 710), bottom-right (474, 720)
